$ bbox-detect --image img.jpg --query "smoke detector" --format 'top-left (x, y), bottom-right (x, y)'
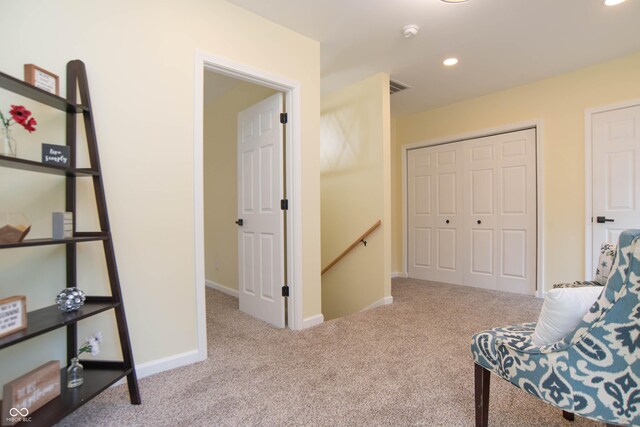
top-left (403, 25), bottom-right (419, 39)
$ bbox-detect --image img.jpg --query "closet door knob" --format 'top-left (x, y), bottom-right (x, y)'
top-left (446, 220), bottom-right (450, 224)
top-left (477, 220), bottom-right (482, 225)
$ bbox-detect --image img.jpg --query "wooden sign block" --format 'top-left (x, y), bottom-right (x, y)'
top-left (24, 64), bottom-right (59, 95)
top-left (2, 361), bottom-right (60, 426)
top-left (0, 296), bottom-right (27, 339)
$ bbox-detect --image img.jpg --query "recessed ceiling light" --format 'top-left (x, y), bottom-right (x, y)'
top-left (441, 0), bottom-right (469, 3)
top-left (604, 0), bottom-right (626, 5)
top-left (443, 57), bottom-right (459, 66)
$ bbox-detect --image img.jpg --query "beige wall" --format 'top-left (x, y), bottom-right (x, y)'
top-left (0, 0), bottom-right (321, 387)
top-left (203, 80), bottom-right (277, 291)
top-left (390, 118), bottom-right (402, 273)
top-left (321, 73), bottom-right (391, 320)
top-left (394, 52), bottom-right (640, 289)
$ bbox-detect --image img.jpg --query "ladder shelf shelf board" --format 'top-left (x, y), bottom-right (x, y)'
top-left (0, 60), bottom-right (141, 426)
top-left (0, 154), bottom-right (98, 176)
top-left (0, 69), bottom-right (87, 113)
top-left (0, 233), bottom-right (109, 249)
top-left (0, 364), bottom-right (130, 427)
top-left (0, 300), bottom-right (119, 350)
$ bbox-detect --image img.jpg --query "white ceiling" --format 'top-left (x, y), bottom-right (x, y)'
top-left (226, 0), bottom-right (640, 116)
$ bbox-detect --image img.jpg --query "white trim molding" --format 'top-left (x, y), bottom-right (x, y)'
top-left (302, 314), bottom-right (324, 329)
top-left (114, 349), bottom-right (202, 386)
top-left (193, 49), bottom-right (305, 366)
top-left (401, 120), bottom-right (545, 297)
top-left (391, 272), bottom-right (407, 279)
top-left (361, 296), bottom-right (394, 312)
top-left (136, 350), bottom-right (201, 379)
top-left (584, 98), bottom-right (640, 278)
top-left (205, 280), bottom-right (239, 298)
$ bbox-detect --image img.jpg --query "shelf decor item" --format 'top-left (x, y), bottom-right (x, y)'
top-left (55, 287), bottom-right (86, 312)
top-left (52, 212), bottom-right (73, 240)
top-left (42, 143), bottom-right (71, 167)
top-left (0, 296), bottom-right (27, 339)
top-left (0, 104), bottom-right (37, 157)
top-left (1, 361), bottom-right (61, 426)
top-left (67, 332), bottom-right (103, 388)
top-left (24, 64), bottom-right (59, 95)
top-left (0, 213), bottom-right (31, 244)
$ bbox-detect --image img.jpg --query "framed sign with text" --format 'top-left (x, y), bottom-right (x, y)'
top-left (24, 64), bottom-right (59, 95)
top-left (0, 296), bottom-right (27, 340)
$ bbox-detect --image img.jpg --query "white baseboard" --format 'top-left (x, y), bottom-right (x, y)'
top-left (302, 314), bottom-right (324, 329)
top-left (113, 349), bottom-right (203, 386)
top-left (361, 296), bottom-right (394, 312)
top-left (391, 272), bottom-right (407, 278)
top-left (205, 279), bottom-right (238, 298)
top-left (136, 349), bottom-right (202, 379)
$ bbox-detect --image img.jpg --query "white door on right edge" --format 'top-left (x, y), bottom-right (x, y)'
top-left (592, 104), bottom-right (640, 271)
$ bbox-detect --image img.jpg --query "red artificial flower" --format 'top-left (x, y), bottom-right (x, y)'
top-left (9, 105), bottom-right (31, 124)
top-left (22, 117), bottom-right (37, 133)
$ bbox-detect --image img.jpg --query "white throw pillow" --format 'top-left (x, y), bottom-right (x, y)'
top-left (532, 286), bottom-right (603, 347)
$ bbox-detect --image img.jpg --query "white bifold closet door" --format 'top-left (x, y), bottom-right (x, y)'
top-left (408, 143), bottom-right (464, 285)
top-left (408, 128), bottom-right (536, 295)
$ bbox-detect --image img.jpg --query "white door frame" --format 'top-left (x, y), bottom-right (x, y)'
top-left (194, 50), bottom-right (304, 361)
top-left (401, 120), bottom-right (545, 297)
top-left (584, 98), bottom-right (640, 278)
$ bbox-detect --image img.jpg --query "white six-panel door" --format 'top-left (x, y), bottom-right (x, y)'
top-left (237, 93), bottom-right (285, 328)
top-left (463, 130), bottom-right (536, 294)
top-left (592, 104), bottom-right (640, 270)
top-left (408, 129), bottom-right (537, 295)
top-left (408, 144), bottom-right (463, 284)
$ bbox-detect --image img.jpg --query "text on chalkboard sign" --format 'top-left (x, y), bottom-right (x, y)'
top-left (41, 144), bottom-right (70, 167)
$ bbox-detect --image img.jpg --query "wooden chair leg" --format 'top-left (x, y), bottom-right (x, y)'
top-left (562, 410), bottom-right (574, 421)
top-left (474, 363), bottom-right (491, 427)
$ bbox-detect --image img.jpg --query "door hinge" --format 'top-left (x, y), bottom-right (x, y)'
top-left (281, 199), bottom-right (289, 210)
top-left (280, 112), bottom-right (288, 124)
top-left (282, 285), bottom-right (290, 297)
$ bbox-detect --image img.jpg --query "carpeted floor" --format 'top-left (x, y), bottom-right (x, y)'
top-left (57, 278), bottom-right (602, 426)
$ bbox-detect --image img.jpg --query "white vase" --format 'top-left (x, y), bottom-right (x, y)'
top-left (1, 127), bottom-right (16, 157)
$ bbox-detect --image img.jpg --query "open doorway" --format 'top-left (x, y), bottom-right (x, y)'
top-left (194, 52), bottom-right (304, 361)
top-left (203, 70), bottom-right (284, 324)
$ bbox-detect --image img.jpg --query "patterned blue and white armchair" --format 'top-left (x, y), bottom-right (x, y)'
top-left (471, 229), bottom-right (640, 427)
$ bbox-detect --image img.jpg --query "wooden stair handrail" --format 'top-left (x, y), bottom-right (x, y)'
top-left (321, 220), bottom-right (382, 275)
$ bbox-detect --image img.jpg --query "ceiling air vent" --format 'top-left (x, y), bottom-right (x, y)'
top-left (390, 80), bottom-right (410, 95)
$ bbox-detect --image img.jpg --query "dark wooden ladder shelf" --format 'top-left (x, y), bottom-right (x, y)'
top-left (0, 60), bottom-right (141, 426)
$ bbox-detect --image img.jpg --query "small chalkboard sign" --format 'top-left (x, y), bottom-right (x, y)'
top-left (41, 144), bottom-right (70, 167)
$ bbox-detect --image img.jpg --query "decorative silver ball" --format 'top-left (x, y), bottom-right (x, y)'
top-left (55, 287), bottom-right (86, 312)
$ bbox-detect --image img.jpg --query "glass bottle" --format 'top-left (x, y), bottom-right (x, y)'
top-left (67, 357), bottom-right (84, 388)
top-left (1, 127), bottom-right (16, 157)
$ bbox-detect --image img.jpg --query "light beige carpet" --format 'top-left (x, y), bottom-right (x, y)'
top-left (57, 278), bottom-right (602, 426)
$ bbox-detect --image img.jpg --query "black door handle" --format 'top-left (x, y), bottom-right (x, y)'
top-left (596, 216), bottom-right (614, 223)
top-left (235, 219), bottom-right (244, 226)
top-left (477, 220), bottom-right (482, 225)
